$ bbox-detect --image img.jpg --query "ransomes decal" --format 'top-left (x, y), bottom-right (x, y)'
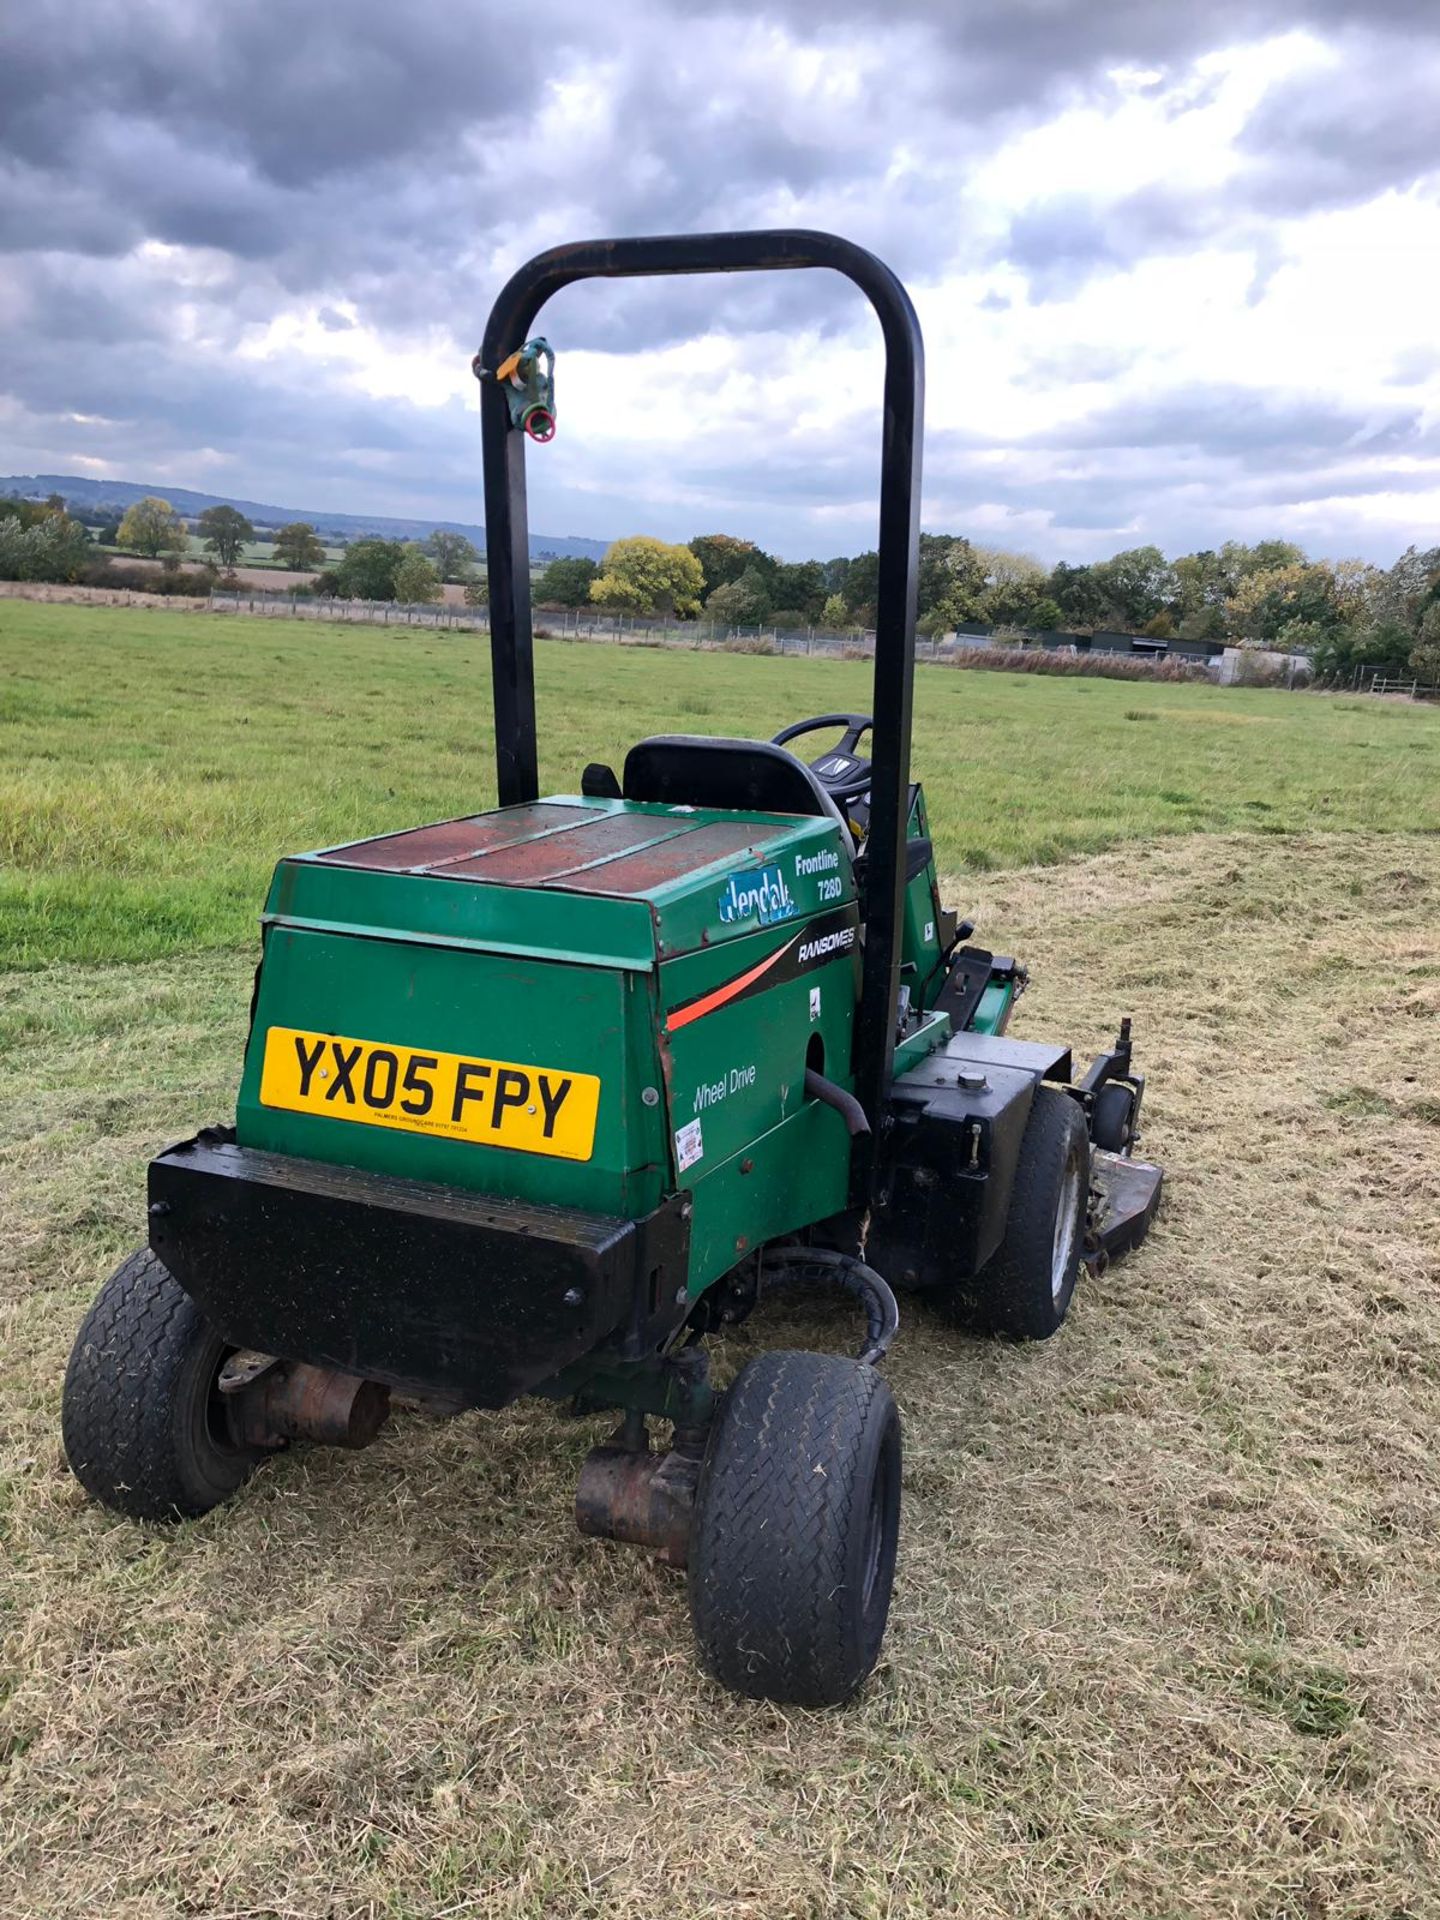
top-left (259, 1026), bottom-right (601, 1161)
top-left (666, 905), bottom-right (861, 1032)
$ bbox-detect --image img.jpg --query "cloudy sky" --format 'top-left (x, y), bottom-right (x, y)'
top-left (2, 0), bottom-right (1438, 562)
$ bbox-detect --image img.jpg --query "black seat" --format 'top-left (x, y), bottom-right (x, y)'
top-left (622, 735), bottom-right (851, 841)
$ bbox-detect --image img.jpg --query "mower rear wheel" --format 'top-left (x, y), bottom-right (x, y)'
top-left (948, 1087), bottom-right (1090, 1341)
top-left (62, 1247), bottom-right (263, 1521)
top-left (688, 1349), bottom-right (901, 1708)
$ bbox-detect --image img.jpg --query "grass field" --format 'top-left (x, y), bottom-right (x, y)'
top-left (2, 601), bottom-right (1439, 1918)
top-left (4, 600), bottom-right (1437, 969)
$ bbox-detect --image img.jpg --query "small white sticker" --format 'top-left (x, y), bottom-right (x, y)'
top-left (675, 1118), bottom-right (704, 1171)
top-left (809, 986), bottom-right (822, 1021)
top-left (924, 920), bottom-right (935, 943)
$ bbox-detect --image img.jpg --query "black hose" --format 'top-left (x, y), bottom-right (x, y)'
top-left (804, 1067), bottom-right (870, 1136)
top-left (760, 1245), bottom-right (900, 1365)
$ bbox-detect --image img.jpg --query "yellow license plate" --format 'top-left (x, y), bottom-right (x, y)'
top-left (259, 1025), bottom-right (601, 1162)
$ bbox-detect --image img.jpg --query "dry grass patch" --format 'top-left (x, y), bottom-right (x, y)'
top-left (2, 832), bottom-right (1438, 1918)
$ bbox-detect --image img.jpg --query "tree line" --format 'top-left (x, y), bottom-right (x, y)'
top-left (533, 530), bottom-right (1440, 685)
top-left (4, 489), bottom-right (1436, 684)
top-left (0, 492), bottom-right (483, 605)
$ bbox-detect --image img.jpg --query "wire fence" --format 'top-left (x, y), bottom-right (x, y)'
top-left (206, 588), bottom-right (918, 658)
top-left (203, 591), bottom-right (1323, 688)
top-left (1355, 672), bottom-right (1440, 700)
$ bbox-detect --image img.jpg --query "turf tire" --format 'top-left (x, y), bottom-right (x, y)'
top-left (688, 1349), bottom-right (901, 1708)
top-left (62, 1247), bottom-right (262, 1521)
top-left (947, 1087), bottom-right (1090, 1341)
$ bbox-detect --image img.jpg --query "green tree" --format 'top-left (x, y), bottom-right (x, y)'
top-left (1225, 561), bottom-right (1355, 645)
top-left (1410, 603), bottom-right (1440, 683)
top-left (591, 537), bottom-right (704, 617)
top-left (975, 546), bottom-right (1049, 625)
top-left (197, 505), bottom-right (254, 567)
top-left (842, 550), bottom-right (879, 620)
top-left (117, 496), bottom-right (187, 558)
top-left (1089, 545), bottom-right (1177, 630)
top-left (1174, 541), bottom-right (1310, 638)
top-left (0, 510), bottom-right (93, 583)
top-left (272, 522), bottom-right (327, 572)
top-left (1376, 545), bottom-right (1440, 632)
top-left (1173, 549), bottom-right (1231, 631)
top-left (1246, 539), bottom-right (1307, 575)
top-left (1309, 620), bottom-right (1415, 685)
top-left (707, 568), bottom-right (774, 626)
top-left (425, 529), bottom-right (480, 581)
top-left (1046, 561), bottom-right (1108, 628)
top-left (916, 533), bottom-right (986, 622)
top-left (821, 593), bottom-right (848, 629)
top-left (392, 545), bottom-right (442, 604)
top-left (534, 555), bottom-right (599, 606)
top-left (770, 559), bottom-right (826, 620)
top-left (1026, 596), bottom-right (1065, 632)
top-left (689, 533), bottom-right (765, 600)
top-left (332, 537), bottom-right (405, 600)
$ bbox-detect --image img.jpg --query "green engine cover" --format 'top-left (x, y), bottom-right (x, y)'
top-left (236, 796), bottom-right (860, 1293)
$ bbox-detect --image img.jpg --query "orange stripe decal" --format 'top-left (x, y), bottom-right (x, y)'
top-left (666, 944), bottom-right (789, 1031)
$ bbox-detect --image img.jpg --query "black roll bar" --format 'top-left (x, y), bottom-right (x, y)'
top-left (477, 229), bottom-right (924, 1192)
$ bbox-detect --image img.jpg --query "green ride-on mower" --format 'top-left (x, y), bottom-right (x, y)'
top-left (63, 232), bottom-right (1163, 1707)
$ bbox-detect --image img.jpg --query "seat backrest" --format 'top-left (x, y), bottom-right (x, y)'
top-left (621, 735), bottom-right (850, 840)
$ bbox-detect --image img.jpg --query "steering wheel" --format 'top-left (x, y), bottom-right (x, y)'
top-left (772, 713), bottom-right (875, 802)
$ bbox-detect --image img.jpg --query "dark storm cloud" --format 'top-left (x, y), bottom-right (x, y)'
top-left (745, 0), bottom-right (1440, 100)
top-left (0, 0), bottom-right (537, 186)
top-left (4, 0), bottom-right (1433, 333)
top-left (1236, 30), bottom-right (1440, 213)
top-left (2, 0), bottom-right (1438, 564)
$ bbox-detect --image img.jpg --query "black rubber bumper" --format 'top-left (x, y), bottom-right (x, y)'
top-left (147, 1132), bottom-right (690, 1408)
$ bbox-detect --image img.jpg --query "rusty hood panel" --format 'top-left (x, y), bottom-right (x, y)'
top-left (288, 795), bottom-right (855, 962)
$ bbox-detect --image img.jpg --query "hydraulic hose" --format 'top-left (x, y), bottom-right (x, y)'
top-left (759, 1245), bottom-right (900, 1366)
top-left (804, 1067), bottom-right (870, 1136)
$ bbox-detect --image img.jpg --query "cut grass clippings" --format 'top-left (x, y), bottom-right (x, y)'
top-left (2, 831), bottom-right (1438, 1918)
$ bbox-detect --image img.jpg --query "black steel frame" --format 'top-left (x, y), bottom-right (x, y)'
top-left (477, 230), bottom-right (924, 1172)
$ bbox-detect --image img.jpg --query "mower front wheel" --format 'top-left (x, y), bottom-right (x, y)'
top-left (1091, 1080), bottom-right (1138, 1154)
top-left (62, 1247), bottom-right (263, 1521)
top-left (688, 1349), bottom-right (901, 1708)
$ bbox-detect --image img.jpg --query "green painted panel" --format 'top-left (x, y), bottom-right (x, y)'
top-left (684, 1100), bottom-right (854, 1293)
top-left (236, 926), bottom-right (667, 1216)
top-left (644, 815), bottom-right (856, 960)
top-left (973, 979), bottom-right (1016, 1035)
top-left (659, 912), bottom-right (860, 1179)
top-left (265, 857), bottom-right (657, 972)
top-left (234, 790), bottom-right (866, 1271)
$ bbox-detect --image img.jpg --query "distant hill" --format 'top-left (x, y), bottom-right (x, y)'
top-left (0, 474), bottom-right (610, 563)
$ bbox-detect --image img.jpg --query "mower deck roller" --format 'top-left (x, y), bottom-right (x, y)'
top-left (62, 230), bottom-right (1163, 1708)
